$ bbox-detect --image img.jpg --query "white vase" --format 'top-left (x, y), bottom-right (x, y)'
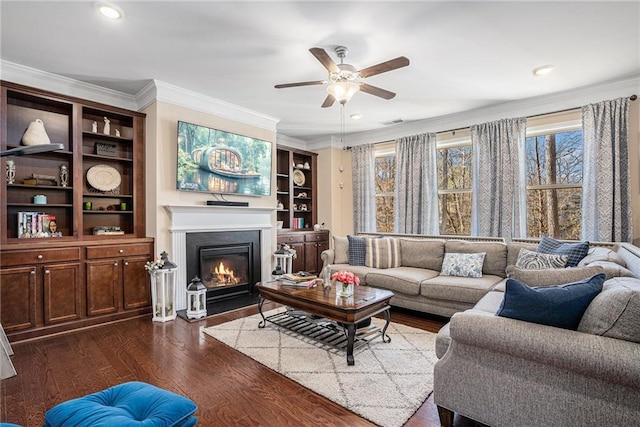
top-left (336, 281), bottom-right (354, 297)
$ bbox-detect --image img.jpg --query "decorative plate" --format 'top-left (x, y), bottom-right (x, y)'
top-left (293, 169), bottom-right (306, 186)
top-left (87, 164), bottom-right (121, 192)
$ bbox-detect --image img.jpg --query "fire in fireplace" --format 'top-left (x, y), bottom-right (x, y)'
top-left (185, 230), bottom-right (261, 306)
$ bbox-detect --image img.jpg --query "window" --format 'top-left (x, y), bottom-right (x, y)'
top-left (525, 124), bottom-right (583, 239)
top-left (436, 134), bottom-right (472, 235)
top-left (374, 143), bottom-right (395, 232)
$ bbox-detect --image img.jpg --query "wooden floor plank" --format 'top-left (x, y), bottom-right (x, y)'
top-left (0, 303), bottom-right (477, 427)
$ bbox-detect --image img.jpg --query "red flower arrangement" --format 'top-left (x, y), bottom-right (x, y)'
top-left (331, 270), bottom-right (360, 286)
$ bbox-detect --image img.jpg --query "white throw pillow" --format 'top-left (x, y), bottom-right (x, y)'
top-left (515, 248), bottom-right (567, 269)
top-left (440, 252), bottom-right (486, 278)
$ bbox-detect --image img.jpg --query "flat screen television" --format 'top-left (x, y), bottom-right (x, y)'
top-left (176, 121), bottom-right (272, 196)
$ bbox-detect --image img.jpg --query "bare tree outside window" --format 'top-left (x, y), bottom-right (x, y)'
top-left (437, 144), bottom-right (472, 235)
top-left (374, 153), bottom-right (395, 232)
top-left (525, 130), bottom-right (583, 239)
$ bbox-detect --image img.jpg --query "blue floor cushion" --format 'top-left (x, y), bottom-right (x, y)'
top-left (44, 381), bottom-right (197, 427)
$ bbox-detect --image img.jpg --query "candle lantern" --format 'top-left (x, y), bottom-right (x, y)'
top-left (186, 276), bottom-right (207, 319)
top-left (149, 251), bottom-right (177, 322)
top-left (272, 243), bottom-right (293, 278)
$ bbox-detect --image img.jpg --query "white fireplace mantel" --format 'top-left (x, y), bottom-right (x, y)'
top-left (164, 205), bottom-right (275, 310)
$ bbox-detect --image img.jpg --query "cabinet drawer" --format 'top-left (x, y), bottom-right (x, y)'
top-left (304, 232), bottom-right (329, 242)
top-left (278, 234), bottom-right (305, 244)
top-left (1, 248), bottom-right (81, 266)
top-left (86, 243), bottom-right (152, 259)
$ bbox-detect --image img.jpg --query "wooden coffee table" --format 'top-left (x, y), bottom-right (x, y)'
top-left (256, 281), bottom-right (394, 365)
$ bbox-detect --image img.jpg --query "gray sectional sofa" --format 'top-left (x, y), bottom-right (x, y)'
top-left (322, 233), bottom-right (640, 426)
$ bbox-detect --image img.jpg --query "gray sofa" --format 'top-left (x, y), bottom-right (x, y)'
top-left (322, 234), bottom-right (571, 317)
top-left (433, 242), bottom-right (640, 427)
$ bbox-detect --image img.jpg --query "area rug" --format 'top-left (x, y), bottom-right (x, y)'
top-left (202, 308), bottom-right (438, 427)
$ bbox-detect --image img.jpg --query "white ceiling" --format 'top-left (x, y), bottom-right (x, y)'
top-left (1, 1), bottom-right (639, 141)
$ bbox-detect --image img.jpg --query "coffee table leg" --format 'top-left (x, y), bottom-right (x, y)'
top-left (346, 323), bottom-right (356, 365)
top-left (257, 297), bottom-right (267, 328)
top-left (381, 308), bottom-right (392, 343)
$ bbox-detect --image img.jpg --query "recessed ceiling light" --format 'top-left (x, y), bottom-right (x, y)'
top-left (533, 64), bottom-right (555, 76)
top-left (97, 3), bottom-right (123, 20)
top-left (350, 113), bottom-right (363, 120)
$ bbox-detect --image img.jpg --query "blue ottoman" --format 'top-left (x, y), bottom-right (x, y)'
top-left (44, 381), bottom-right (198, 426)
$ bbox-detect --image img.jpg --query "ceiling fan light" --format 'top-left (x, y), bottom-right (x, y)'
top-left (327, 82), bottom-right (360, 104)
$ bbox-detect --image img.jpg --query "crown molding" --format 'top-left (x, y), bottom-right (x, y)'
top-left (136, 80), bottom-right (280, 132)
top-left (304, 75), bottom-right (640, 148)
top-left (0, 60), bottom-right (138, 110)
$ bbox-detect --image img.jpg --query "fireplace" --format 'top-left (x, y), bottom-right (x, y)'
top-left (165, 205), bottom-right (274, 314)
top-left (185, 230), bottom-right (261, 305)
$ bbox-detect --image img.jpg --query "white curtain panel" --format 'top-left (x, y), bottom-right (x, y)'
top-left (471, 117), bottom-right (527, 240)
top-left (581, 97), bottom-right (632, 242)
top-left (351, 143), bottom-right (377, 233)
top-left (395, 133), bottom-right (439, 234)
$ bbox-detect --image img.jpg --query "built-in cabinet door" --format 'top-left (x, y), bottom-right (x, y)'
top-left (290, 242), bottom-right (305, 273)
top-left (86, 259), bottom-right (120, 316)
top-left (0, 266), bottom-right (37, 332)
top-left (122, 256), bottom-right (151, 310)
top-left (43, 262), bottom-right (81, 325)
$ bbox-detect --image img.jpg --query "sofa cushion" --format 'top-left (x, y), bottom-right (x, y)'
top-left (399, 238), bottom-right (445, 270)
top-left (366, 267), bottom-right (439, 295)
top-left (515, 248), bottom-right (567, 269)
top-left (347, 235), bottom-right (366, 266)
top-left (503, 265), bottom-right (604, 289)
top-left (578, 246), bottom-right (626, 268)
top-left (421, 274), bottom-right (504, 304)
top-left (497, 273), bottom-right (605, 330)
top-left (506, 241), bottom-right (538, 267)
top-left (578, 277), bottom-right (640, 343)
top-left (473, 290), bottom-right (507, 313)
top-left (365, 237), bottom-right (400, 269)
top-left (445, 240), bottom-right (507, 277)
top-left (333, 236), bottom-right (349, 264)
top-left (440, 252), bottom-right (486, 278)
top-left (537, 235), bottom-right (589, 267)
top-left (584, 260), bottom-right (635, 280)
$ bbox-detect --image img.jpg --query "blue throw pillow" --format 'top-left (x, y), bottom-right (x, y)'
top-left (497, 273), bottom-right (605, 330)
top-left (537, 235), bottom-right (589, 267)
top-left (347, 235), bottom-right (366, 266)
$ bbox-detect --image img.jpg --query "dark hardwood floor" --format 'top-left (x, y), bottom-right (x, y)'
top-left (1, 303), bottom-right (478, 426)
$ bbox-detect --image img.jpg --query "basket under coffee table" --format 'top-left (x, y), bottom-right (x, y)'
top-left (256, 281), bottom-right (394, 365)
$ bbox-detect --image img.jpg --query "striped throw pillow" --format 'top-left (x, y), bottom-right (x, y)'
top-left (365, 237), bottom-right (400, 269)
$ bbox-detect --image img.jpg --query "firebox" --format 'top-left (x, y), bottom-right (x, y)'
top-left (185, 230), bottom-right (261, 306)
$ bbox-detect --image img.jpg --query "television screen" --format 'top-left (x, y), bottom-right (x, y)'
top-left (176, 121), bottom-right (272, 196)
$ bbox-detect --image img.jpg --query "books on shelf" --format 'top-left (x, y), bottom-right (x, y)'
top-left (92, 226), bottom-right (125, 235)
top-left (17, 212), bottom-right (62, 238)
top-left (292, 217), bottom-right (305, 230)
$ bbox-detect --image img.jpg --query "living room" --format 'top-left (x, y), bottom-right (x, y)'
top-left (2, 1), bottom-right (640, 426)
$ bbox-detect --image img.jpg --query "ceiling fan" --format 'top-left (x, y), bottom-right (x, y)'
top-left (275, 46), bottom-right (410, 108)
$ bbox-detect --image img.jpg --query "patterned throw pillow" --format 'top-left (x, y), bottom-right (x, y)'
top-left (347, 235), bottom-right (366, 266)
top-left (365, 237), bottom-right (400, 269)
top-left (537, 235), bottom-right (589, 267)
top-left (515, 248), bottom-right (567, 269)
top-left (440, 252), bottom-right (486, 278)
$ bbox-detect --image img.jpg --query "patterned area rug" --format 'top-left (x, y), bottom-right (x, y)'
top-left (202, 309), bottom-right (438, 427)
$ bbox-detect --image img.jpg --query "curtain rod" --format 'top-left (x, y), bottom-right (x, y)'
top-left (357, 94), bottom-right (638, 145)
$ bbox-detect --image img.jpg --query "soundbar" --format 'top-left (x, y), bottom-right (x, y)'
top-left (206, 200), bottom-right (249, 207)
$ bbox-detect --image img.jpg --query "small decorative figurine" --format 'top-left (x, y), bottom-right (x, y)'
top-left (6, 160), bottom-right (16, 184)
top-left (60, 165), bottom-right (69, 187)
top-left (92, 121), bottom-right (98, 133)
top-left (103, 117), bottom-right (110, 135)
top-left (115, 129), bottom-right (120, 137)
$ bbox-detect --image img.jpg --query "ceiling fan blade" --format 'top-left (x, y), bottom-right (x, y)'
top-left (309, 47), bottom-right (339, 73)
top-left (274, 80), bottom-right (324, 89)
top-left (359, 83), bottom-right (396, 100)
top-left (321, 94), bottom-right (335, 108)
top-left (358, 56), bottom-right (410, 78)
